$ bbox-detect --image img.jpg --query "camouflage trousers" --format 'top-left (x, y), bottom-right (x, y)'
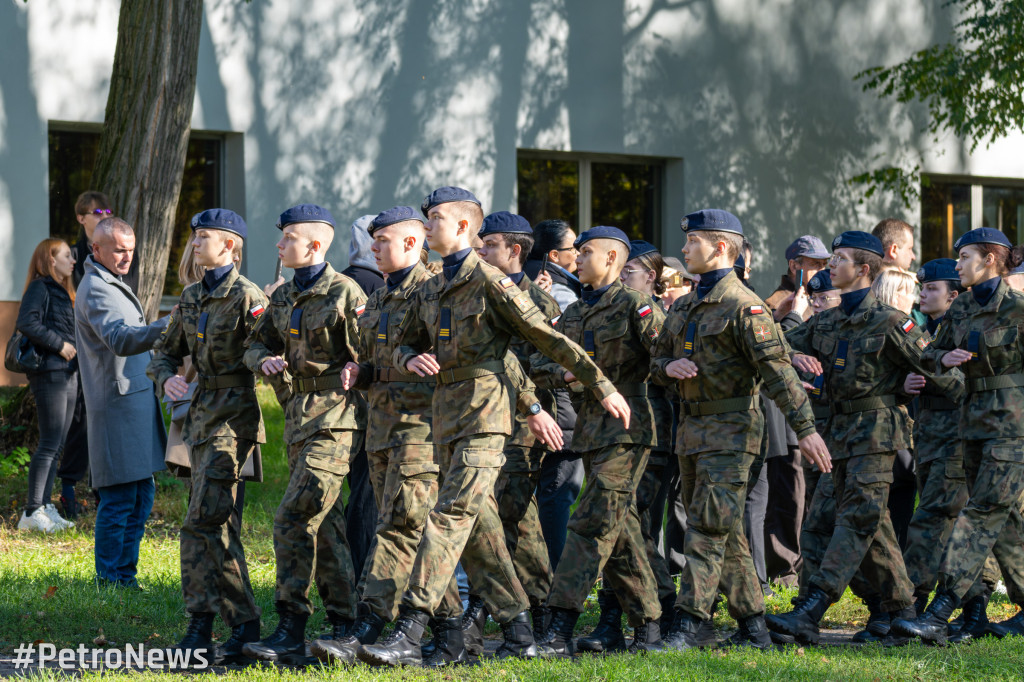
top-left (359, 444), bottom-right (462, 622)
top-left (809, 452), bottom-right (913, 611)
top-left (492, 444), bottom-right (552, 609)
top-left (676, 450), bottom-right (762, 620)
top-left (798, 471), bottom-right (877, 604)
top-left (548, 443), bottom-right (660, 626)
top-left (273, 429), bottom-right (362, 618)
top-left (903, 442), bottom-right (969, 597)
top-left (937, 438), bottom-right (1024, 605)
top-left (181, 437), bottom-right (260, 626)
top-left (403, 434), bottom-right (530, 623)
top-left (636, 451), bottom-right (676, 603)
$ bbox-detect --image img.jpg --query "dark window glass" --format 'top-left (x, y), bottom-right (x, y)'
top-left (982, 186), bottom-right (1024, 246)
top-left (517, 157), bottom-right (579, 228)
top-left (920, 178), bottom-right (971, 262)
top-left (47, 129), bottom-right (222, 297)
top-left (591, 162), bottom-right (660, 243)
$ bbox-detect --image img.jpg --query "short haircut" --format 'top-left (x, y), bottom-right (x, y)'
top-left (450, 201), bottom-right (484, 231)
top-left (498, 232), bottom-right (535, 267)
top-left (94, 217), bottom-right (134, 241)
top-left (860, 251), bottom-right (884, 281)
top-left (870, 268), bottom-right (916, 308)
top-left (871, 218), bottom-right (914, 250)
top-left (75, 190), bottom-right (111, 215)
top-left (702, 230), bottom-right (742, 262)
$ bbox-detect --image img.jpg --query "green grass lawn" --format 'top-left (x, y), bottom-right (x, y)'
top-left (2, 385), bottom-right (1024, 679)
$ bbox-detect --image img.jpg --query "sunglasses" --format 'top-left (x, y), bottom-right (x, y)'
top-left (84, 208), bottom-right (113, 216)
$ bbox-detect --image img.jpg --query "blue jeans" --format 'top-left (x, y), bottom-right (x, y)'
top-left (537, 450), bottom-right (584, 570)
top-left (95, 477), bottom-right (155, 584)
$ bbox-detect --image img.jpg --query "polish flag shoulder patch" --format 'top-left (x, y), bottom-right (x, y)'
top-left (499, 276), bottom-right (516, 289)
top-left (900, 318), bottom-right (916, 334)
top-left (749, 305), bottom-right (764, 315)
top-left (355, 303), bottom-right (366, 316)
top-left (637, 304), bottom-right (652, 318)
top-left (551, 315), bottom-right (561, 326)
top-left (249, 304), bottom-right (265, 318)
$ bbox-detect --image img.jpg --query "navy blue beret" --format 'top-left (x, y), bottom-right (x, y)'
top-left (680, 209), bottom-right (743, 235)
top-left (807, 270), bottom-right (836, 293)
top-left (628, 240), bottom-right (659, 261)
top-left (734, 251), bottom-right (746, 270)
top-left (917, 258), bottom-right (959, 284)
top-left (479, 211), bottom-right (532, 236)
top-left (953, 227), bottom-right (1012, 252)
top-left (574, 226), bottom-right (630, 251)
top-left (421, 186), bottom-right (481, 217)
top-left (831, 231), bottom-right (883, 257)
top-left (369, 206), bottom-right (423, 235)
top-left (276, 203), bottom-right (335, 230)
top-left (190, 208), bottom-right (247, 239)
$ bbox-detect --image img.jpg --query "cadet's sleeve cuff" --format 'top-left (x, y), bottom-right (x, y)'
top-left (795, 423), bottom-right (817, 441)
top-left (589, 378), bottom-right (616, 401)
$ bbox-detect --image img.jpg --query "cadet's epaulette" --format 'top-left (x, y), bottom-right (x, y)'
top-left (499, 276), bottom-right (516, 289)
top-left (249, 303), bottom-right (265, 318)
top-left (900, 318), bottom-right (916, 334)
top-left (748, 304), bottom-right (765, 315)
top-left (637, 304), bottom-right (653, 318)
top-left (355, 303), bottom-right (366, 316)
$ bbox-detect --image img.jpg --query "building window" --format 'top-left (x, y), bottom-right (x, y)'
top-left (921, 175), bottom-right (1024, 262)
top-left (517, 151), bottom-right (663, 244)
top-left (48, 126), bottom-right (223, 297)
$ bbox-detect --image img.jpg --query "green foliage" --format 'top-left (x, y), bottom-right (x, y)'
top-left (0, 446), bottom-right (30, 478)
top-left (853, 0), bottom-right (1024, 205)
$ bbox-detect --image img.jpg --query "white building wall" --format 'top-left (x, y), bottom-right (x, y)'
top-left (2, 0), bottom-right (1023, 301)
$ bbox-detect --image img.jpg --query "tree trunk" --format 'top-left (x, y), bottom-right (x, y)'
top-left (91, 0), bottom-right (204, 320)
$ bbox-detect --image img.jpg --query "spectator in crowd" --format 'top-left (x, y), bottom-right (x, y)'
top-left (15, 238), bottom-right (79, 533)
top-left (872, 218), bottom-right (918, 273)
top-left (75, 218), bottom-right (168, 588)
top-left (659, 256), bottom-right (696, 309)
top-left (765, 235), bottom-right (830, 322)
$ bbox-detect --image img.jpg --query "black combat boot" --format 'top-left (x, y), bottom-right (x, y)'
top-left (851, 596), bottom-right (890, 643)
top-left (496, 610), bottom-right (539, 659)
top-left (626, 619), bottom-right (662, 653)
top-left (310, 603), bottom-right (386, 664)
top-left (881, 606), bottom-right (917, 647)
top-left (890, 591), bottom-right (958, 643)
top-left (914, 591), bottom-right (930, 618)
top-left (243, 610), bottom-right (309, 662)
top-left (216, 618), bottom-right (260, 665)
top-left (536, 607), bottom-right (580, 658)
top-left (172, 612), bottom-right (215, 657)
top-left (461, 596), bottom-right (488, 659)
top-left (722, 615), bottom-right (772, 650)
top-left (420, 618), bottom-right (440, 660)
top-left (950, 588), bottom-right (992, 644)
top-left (421, 617), bottom-right (467, 667)
top-left (577, 590), bottom-right (626, 653)
top-left (986, 610), bottom-right (1024, 639)
top-left (660, 609), bottom-right (704, 651)
top-left (769, 596), bottom-right (802, 646)
top-left (531, 604), bottom-right (551, 640)
top-left (764, 587), bottom-right (832, 645)
top-left (358, 608), bottom-right (430, 667)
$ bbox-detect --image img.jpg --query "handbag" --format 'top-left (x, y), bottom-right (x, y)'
top-left (4, 330), bottom-right (43, 374)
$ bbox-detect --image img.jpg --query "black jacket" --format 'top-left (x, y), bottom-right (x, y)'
top-left (17, 277), bottom-right (77, 373)
top-left (342, 264), bottom-right (384, 297)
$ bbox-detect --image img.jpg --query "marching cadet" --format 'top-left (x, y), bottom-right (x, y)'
top-left (531, 227), bottom-right (667, 657)
top-left (768, 231), bottom-right (956, 645)
top-left (474, 211), bottom-right (563, 640)
top-left (241, 204), bottom-right (367, 662)
top-left (357, 187), bottom-right (628, 667)
top-left (577, 238), bottom-right (678, 653)
top-left (147, 209), bottom-right (266, 662)
top-left (651, 210), bottom-right (830, 650)
top-left (893, 228), bottom-right (1024, 642)
top-left (801, 271), bottom-right (841, 508)
top-left (310, 206), bottom-right (463, 666)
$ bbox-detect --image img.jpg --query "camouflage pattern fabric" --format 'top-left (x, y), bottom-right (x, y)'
top-left (635, 450), bottom-right (677, 602)
top-left (179, 436), bottom-right (260, 626)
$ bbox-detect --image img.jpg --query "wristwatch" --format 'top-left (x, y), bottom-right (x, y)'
top-left (528, 402), bottom-right (542, 415)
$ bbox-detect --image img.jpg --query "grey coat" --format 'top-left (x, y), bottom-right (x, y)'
top-left (75, 256), bottom-right (168, 488)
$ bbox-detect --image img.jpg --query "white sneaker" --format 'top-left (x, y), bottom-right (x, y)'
top-left (17, 507), bottom-right (57, 533)
top-left (43, 504), bottom-right (75, 530)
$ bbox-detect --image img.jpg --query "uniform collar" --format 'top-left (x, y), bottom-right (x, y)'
top-left (442, 248), bottom-right (474, 281)
top-left (388, 261), bottom-right (427, 300)
top-left (203, 263), bottom-right (235, 292)
top-left (508, 270), bottom-right (526, 285)
top-left (971, 275), bottom-right (1002, 307)
top-left (926, 314), bottom-right (944, 336)
top-left (696, 268), bottom-right (732, 299)
top-left (293, 262), bottom-right (328, 291)
top-left (581, 282), bottom-right (614, 306)
top-left (839, 287), bottom-right (870, 316)
top-left (386, 263), bottom-right (417, 291)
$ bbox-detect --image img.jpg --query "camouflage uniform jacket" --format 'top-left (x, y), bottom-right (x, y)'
top-left (532, 280), bottom-right (664, 452)
top-left (352, 262), bottom-right (436, 451)
top-left (508, 275), bottom-right (562, 448)
top-left (913, 323), bottom-right (965, 464)
top-left (243, 263), bottom-right (367, 444)
top-left (651, 270), bottom-right (814, 457)
top-left (148, 266), bottom-right (267, 446)
top-left (922, 279), bottom-right (1024, 441)
top-left (393, 249), bottom-right (615, 445)
top-left (786, 290), bottom-right (956, 458)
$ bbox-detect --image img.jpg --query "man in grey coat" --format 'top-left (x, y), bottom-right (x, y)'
top-left (75, 218), bottom-right (168, 588)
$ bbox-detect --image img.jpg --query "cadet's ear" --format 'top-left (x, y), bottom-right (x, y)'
top-left (457, 219), bottom-right (468, 235)
top-left (404, 234), bottom-right (418, 251)
top-left (309, 240), bottom-right (322, 254)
